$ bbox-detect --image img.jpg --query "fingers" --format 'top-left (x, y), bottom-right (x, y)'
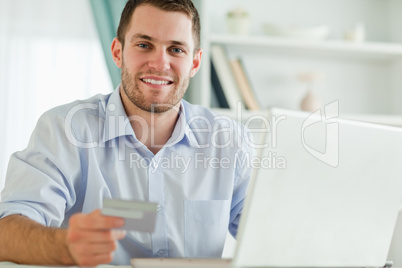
top-left (66, 210), bottom-right (127, 266)
top-left (67, 209), bottom-right (125, 243)
top-left (83, 253), bottom-right (115, 267)
top-left (68, 228), bottom-right (126, 243)
top-left (72, 250), bottom-right (116, 267)
top-left (70, 239), bottom-right (118, 255)
top-left (70, 209), bottom-right (125, 230)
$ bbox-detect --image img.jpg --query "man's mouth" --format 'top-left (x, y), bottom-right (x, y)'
top-left (140, 78), bottom-right (173, 85)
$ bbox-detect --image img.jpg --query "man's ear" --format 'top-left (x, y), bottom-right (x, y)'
top-left (111, 37), bottom-right (123, 68)
top-left (190, 49), bottom-right (203, 78)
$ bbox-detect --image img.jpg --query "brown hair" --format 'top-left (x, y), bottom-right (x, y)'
top-left (117, 0), bottom-right (201, 53)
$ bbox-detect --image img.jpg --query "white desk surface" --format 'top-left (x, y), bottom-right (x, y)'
top-left (0, 262), bottom-right (130, 268)
top-left (2, 261), bottom-right (402, 268)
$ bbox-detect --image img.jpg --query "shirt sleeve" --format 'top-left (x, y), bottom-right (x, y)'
top-left (0, 110), bottom-right (82, 227)
top-left (228, 126), bottom-right (256, 238)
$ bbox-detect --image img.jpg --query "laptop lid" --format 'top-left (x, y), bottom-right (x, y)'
top-left (234, 107), bottom-right (402, 267)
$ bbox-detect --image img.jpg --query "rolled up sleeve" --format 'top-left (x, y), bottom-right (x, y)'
top-left (0, 110), bottom-right (82, 227)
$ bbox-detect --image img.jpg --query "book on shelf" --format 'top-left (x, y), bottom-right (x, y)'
top-left (210, 81), bottom-right (222, 108)
top-left (210, 60), bottom-right (229, 108)
top-left (229, 58), bottom-right (261, 111)
top-left (210, 44), bottom-right (244, 109)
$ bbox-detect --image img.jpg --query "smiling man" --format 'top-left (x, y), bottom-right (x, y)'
top-left (0, 0), bottom-right (254, 266)
top-left (113, 2), bottom-right (202, 154)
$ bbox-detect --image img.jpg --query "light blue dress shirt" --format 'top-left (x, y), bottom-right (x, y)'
top-left (0, 88), bottom-right (254, 265)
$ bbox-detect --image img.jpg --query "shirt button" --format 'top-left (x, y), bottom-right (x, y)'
top-left (157, 205), bottom-right (162, 212)
top-left (157, 249), bottom-right (165, 256)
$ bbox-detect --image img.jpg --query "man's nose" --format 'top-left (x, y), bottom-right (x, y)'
top-left (148, 49), bottom-right (170, 71)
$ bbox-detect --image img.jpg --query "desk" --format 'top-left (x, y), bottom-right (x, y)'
top-left (3, 262), bottom-right (402, 268)
top-left (0, 262), bottom-right (130, 268)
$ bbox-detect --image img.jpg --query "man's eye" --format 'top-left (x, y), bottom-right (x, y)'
top-left (171, 48), bottom-right (184, 53)
top-left (138, 43), bottom-right (149, 48)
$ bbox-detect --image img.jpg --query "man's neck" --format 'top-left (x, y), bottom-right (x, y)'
top-left (120, 88), bottom-right (180, 155)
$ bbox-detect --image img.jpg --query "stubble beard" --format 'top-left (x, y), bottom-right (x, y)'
top-left (121, 58), bottom-right (190, 114)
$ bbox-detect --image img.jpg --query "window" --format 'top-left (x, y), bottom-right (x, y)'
top-left (0, 0), bottom-right (113, 191)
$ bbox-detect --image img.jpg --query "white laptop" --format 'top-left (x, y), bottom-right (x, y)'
top-left (131, 107), bottom-right (402, 268)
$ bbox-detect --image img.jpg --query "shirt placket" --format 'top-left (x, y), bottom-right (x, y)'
top-left (148, 154), bottom-right (168, 257)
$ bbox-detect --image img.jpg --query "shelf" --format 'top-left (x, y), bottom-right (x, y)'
top-left (209, 34), bottom-right (402, 60)
top-left (191, 0), bottom-right (402, 114)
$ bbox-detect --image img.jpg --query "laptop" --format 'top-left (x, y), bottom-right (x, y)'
top-left (131, 107), bottom-right (402, 268)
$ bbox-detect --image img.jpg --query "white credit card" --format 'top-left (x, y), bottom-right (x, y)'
top-left (101, 198), bottom-right (158, 232)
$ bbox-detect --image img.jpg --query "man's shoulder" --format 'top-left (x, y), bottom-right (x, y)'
top-left (44, 93), bottom-right (112, 121)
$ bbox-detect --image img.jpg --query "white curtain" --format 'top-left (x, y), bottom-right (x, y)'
top-left (0, 0), bottom-right (114, 192)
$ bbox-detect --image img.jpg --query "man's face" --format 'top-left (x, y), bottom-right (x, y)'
top-left (115, 4), bottom-right (202, 113)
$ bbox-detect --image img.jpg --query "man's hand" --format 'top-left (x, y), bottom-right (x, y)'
top-left (66, 209), bottom-right (126, 266)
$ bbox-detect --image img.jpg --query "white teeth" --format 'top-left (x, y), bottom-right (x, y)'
top-left (142, 79), bottom-right (171, 85)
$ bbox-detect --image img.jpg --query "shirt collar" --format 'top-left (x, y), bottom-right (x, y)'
top-left (103, 86), bottom-right (135, 142)
top-left (102, 86), bottom-right (200, 148)
top-left (167, 101), bottom-right (201, 148)
top-left (180, 101), bottom-right (201, 148)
